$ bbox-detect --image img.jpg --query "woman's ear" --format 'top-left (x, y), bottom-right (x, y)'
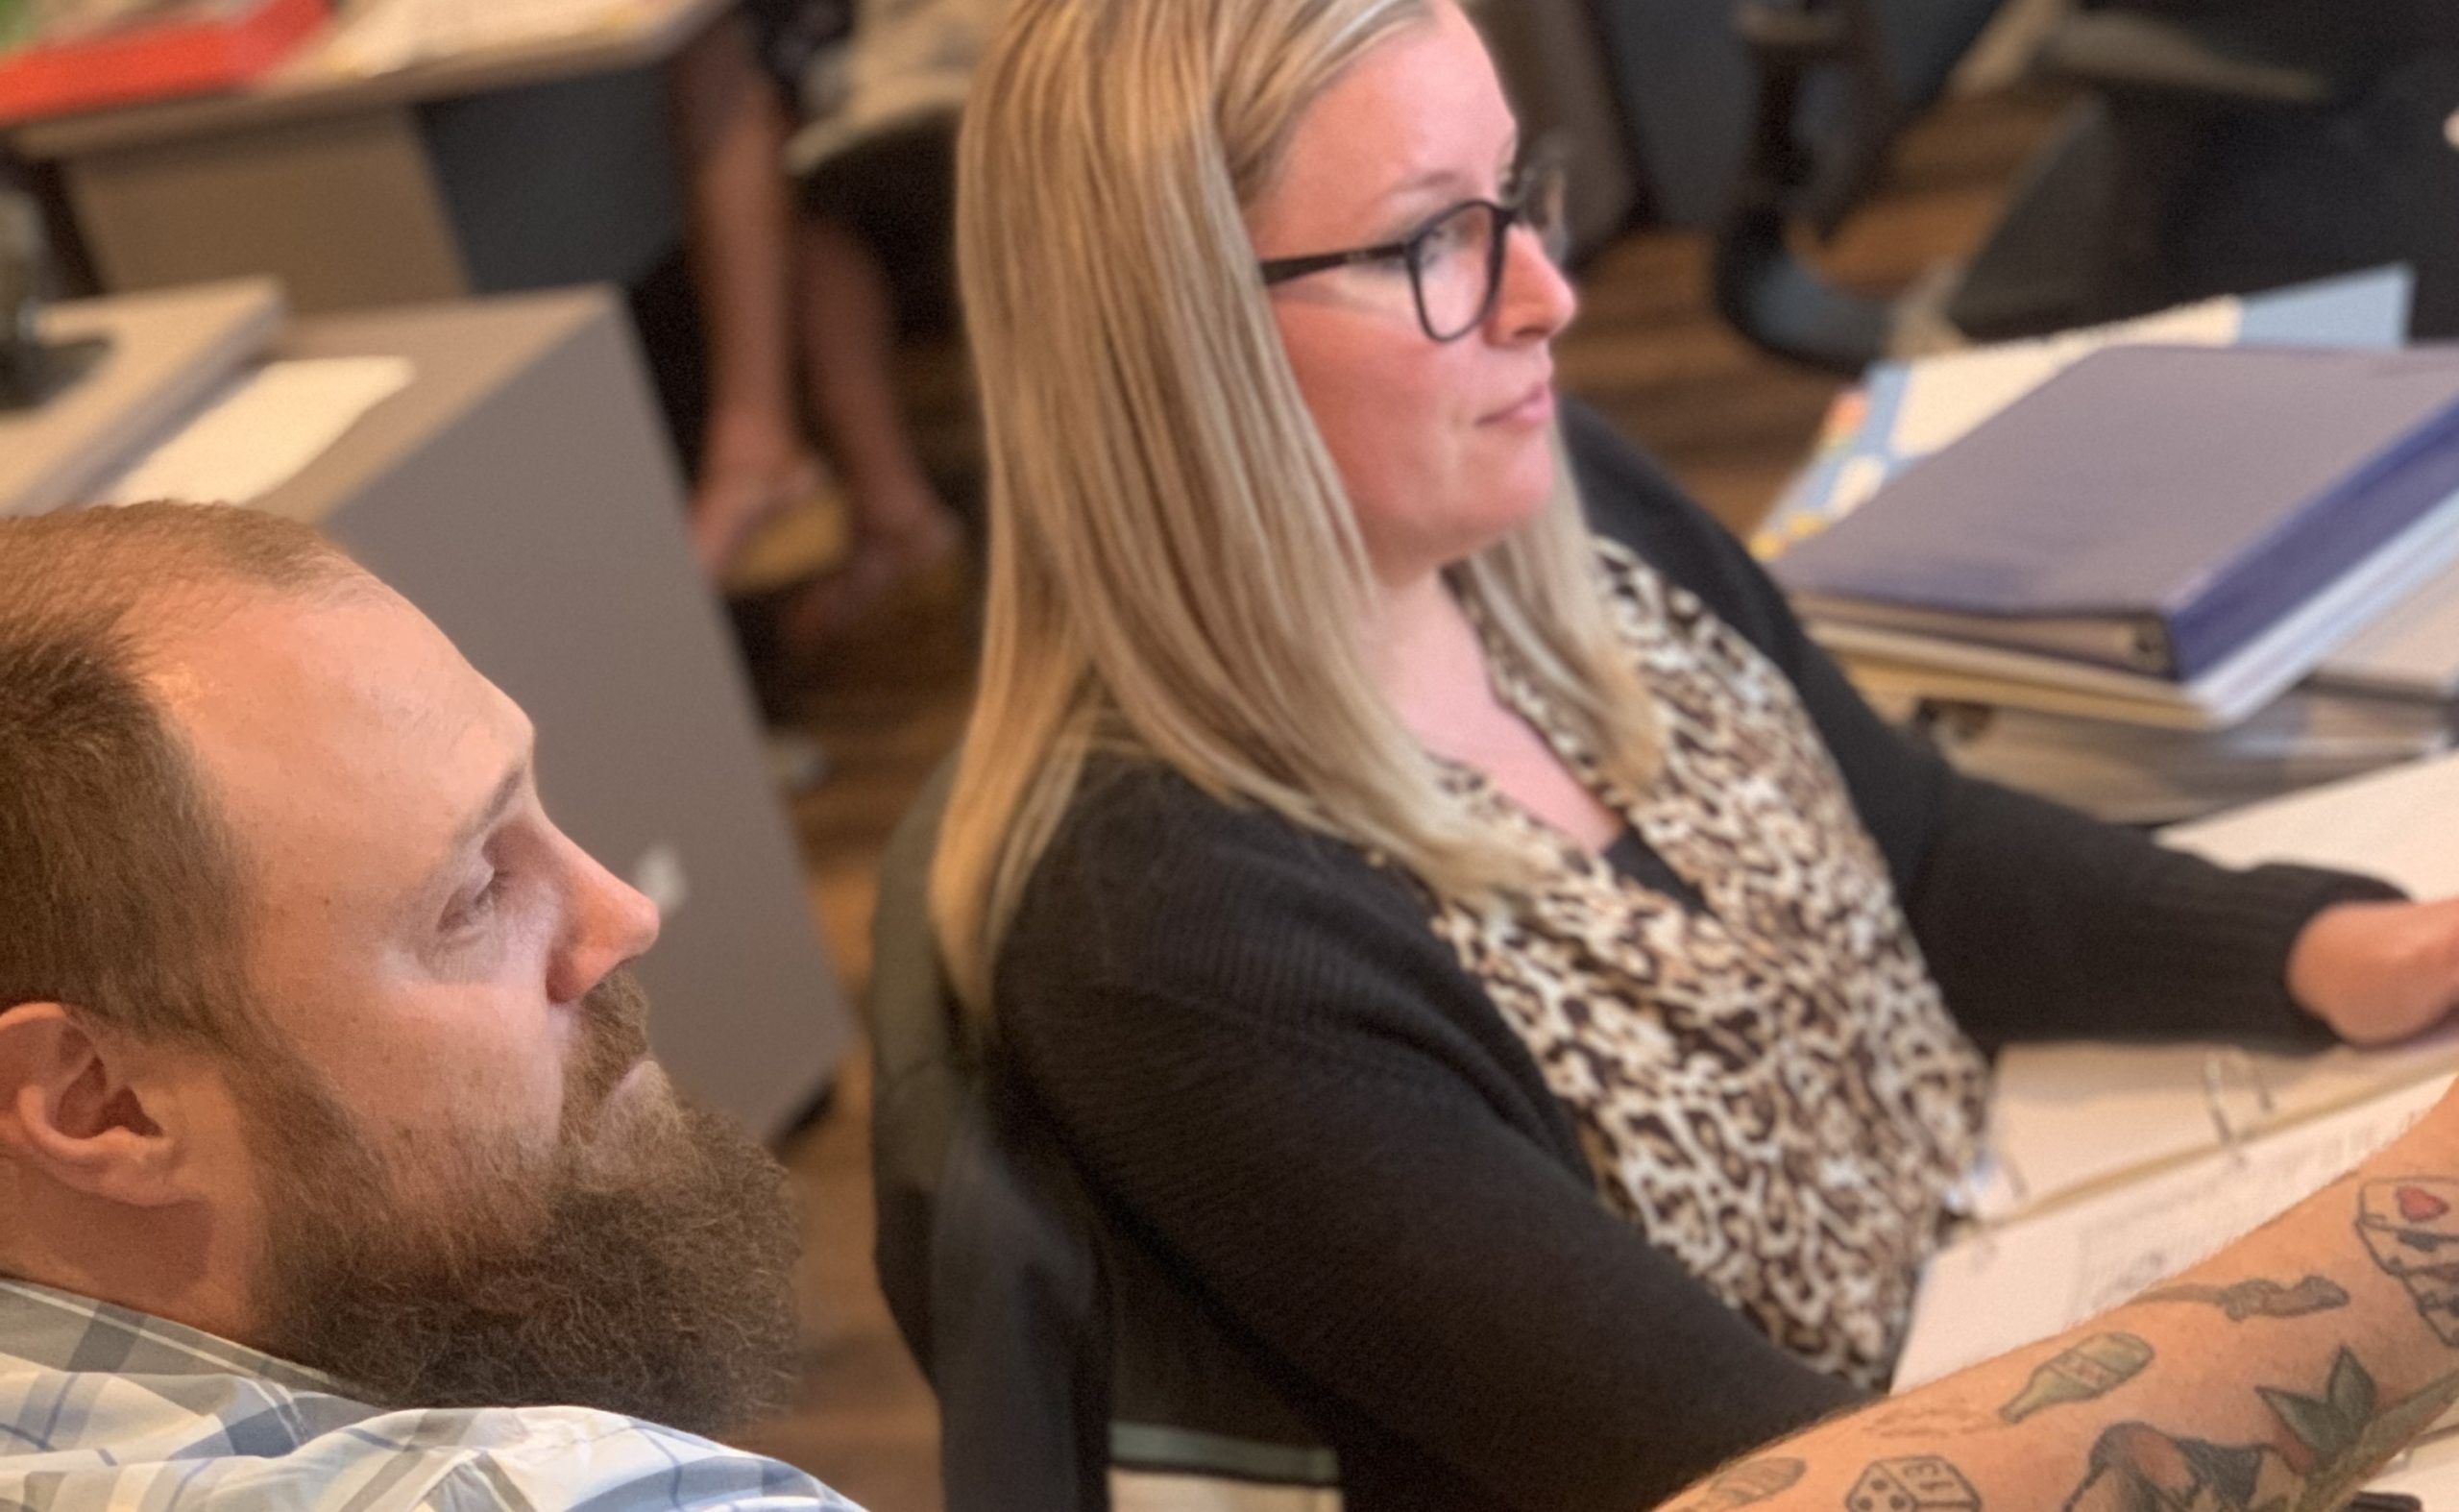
top-left (0, 1003), bottom-right (189, 1207)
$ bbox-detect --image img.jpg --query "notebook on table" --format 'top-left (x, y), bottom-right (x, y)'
top-left (1756, 267), bottom-right (2417, 558)
top-left (1775, 345), bottom-right (2459, 723)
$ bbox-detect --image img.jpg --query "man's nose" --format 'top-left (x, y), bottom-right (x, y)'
top-left (548, 841), bottom-right (662, 1005)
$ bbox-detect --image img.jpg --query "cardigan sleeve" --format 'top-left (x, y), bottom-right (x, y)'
top-left (1561, 400), bottom-right (2406, 1049)
top-left (996, 771), bottom-right (1861, 1511)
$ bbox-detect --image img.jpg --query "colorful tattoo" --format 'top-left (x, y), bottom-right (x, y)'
top-left (2138, 1276), bottom-right (2349, 1322)
top-left (2358, 1181), bottom-right (2459, 1344)
top-left (2001, 1334), bottom-right (2155, 1424)
top-left (1675, 1457), bottom-right (1807, 1511)
top-left (1846, 1455), bottom-right (1980, 1512)
top-left (1863, 1403), bottom-right (1999, 1441)
top-left (2062, 1348), bottom-right (2459, 1512)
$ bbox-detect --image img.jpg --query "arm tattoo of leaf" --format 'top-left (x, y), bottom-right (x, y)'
top-left (2063, 1348), bottom-right (2459, 1512)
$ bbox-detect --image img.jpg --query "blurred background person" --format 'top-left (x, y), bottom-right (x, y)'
top-left (666, 0), bottom-right (994, 639)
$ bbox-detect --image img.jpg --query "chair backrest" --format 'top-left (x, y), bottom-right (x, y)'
top-left (868, 765), bottom-right (1347, 1510)
top-left (867, 759), bottom-right (963, 1375)
top-left (869, 762), bottom-right (1111, 1510)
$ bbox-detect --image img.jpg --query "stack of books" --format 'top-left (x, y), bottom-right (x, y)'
top-left (1767, 320), bottom-right (2459, 824)
top-left (1869, 681), bottom-right (2455, 828)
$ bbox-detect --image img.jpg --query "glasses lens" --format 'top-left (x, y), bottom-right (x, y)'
top-left (1414, 201), bottom-right (1500, 340)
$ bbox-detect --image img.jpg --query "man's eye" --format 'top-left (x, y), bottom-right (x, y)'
top-left (446, 870), bottom-right (512, 931)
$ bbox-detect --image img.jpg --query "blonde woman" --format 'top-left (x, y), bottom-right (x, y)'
top-left (922, 0), bottom-right (2459, 1504)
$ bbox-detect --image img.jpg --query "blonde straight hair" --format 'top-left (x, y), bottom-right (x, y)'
top-left (934, 0), bottom-right (1661, 1011)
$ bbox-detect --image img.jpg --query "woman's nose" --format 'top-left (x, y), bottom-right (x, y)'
top-left (1489, 224), bottom-right (1579, 344)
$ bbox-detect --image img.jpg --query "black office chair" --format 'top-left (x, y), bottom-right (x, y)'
top-left (869, 763), bottom-right (1108, 1510)
top-left (1711, 0), bottom-right (2007, 370)
top-left (1712, 0), bottom-right (2459, 372)
top-left (868, 765), bottom-right (1347, 1511)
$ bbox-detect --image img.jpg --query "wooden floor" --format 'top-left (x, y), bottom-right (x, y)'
top-left (733, 85), bottom-right (2067, 1512)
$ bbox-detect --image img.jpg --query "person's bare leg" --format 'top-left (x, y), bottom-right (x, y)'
top-left (785, 214), bottom-right (961, 637)
top-left (667, 13), bottom-right (822, 575)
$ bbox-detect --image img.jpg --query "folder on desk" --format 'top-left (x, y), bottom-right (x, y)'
top-left (1901, 1073), bottom-right (2453, 1390)
top-left (1945, 751), bottom-right (2459, 1218)
top-left (1755, 267), bottom-right (2416, 557)
top-left (0, 0), bottom-right (326, 125)
top-left (1775, 345), bottom-right (2459, 691)
top-left (1889, 686), bottom-right (2452, 826)
top-left (1905, 752), bottom-right (2459, 1397)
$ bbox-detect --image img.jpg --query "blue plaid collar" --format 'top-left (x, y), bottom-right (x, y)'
top-left (0, 1278), bottom-right (356, 1399)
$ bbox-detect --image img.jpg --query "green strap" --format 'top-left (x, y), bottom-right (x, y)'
top-left (1108, 1422), bottom-right (1341, 1486)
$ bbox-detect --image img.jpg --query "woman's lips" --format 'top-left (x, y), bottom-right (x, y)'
top-left (1483, 381), bottom-right (1556, 427)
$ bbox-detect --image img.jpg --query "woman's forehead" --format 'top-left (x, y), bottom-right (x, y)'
top-left (1260, 4), bottom-right (1517, 232)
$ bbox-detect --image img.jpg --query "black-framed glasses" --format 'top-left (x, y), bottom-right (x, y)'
top-left (1258, 155), bottom-right (1570, 342)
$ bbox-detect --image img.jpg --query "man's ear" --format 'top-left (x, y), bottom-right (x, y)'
top-left (0, 1002), bottom-right (187, 1207)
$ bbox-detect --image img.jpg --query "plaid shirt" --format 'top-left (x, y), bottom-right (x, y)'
top-left (0, 1280), bottom-right (865, 1510)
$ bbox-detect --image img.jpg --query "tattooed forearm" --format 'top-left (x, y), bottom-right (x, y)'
top-left (1862, 1403), bottom-right (1998, 1441)
top-left (2000, 1334), bottom-right (2154, 1423)
top-left (1670, 1457), bottom-right (1806, 1512)
top-left (2138, 1276), bottom-right (2349, 1322)
top-left (1847, 1456), bottom-right (1980, 1512)
top-left (2359, 1181), bottom-right (2459, 1344)
top-left (2063, 1348), bottom-right (2459, 1512)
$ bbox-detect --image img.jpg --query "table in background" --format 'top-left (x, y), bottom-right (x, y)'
top-left (8, 0), bottom-right (730, 313)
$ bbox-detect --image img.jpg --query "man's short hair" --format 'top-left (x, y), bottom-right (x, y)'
top-left (0, 503), bottom-right (362, 1048)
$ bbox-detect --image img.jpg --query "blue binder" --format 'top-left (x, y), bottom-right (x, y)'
top-left (1771, 345), bottom-right (2459, 681)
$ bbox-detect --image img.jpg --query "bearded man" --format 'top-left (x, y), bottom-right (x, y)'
top-left (0, 502), bottom-right (861, 1509)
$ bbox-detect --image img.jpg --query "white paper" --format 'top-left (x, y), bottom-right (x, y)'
top-left (324, 0), bottom-right (647, 75)
top-left (1962, 752), bottom-right (2459, 1219)
top-left (2319, 564), bottom-right (2459, 700)
top-left (1979, 1031), bottom-right (2459, 1222)
top-left (2166, 747), bottom-right (2459, 899)
top-left (1899, 1075), bottom-right (2450, 1389)
top-left (96, 358), bottom-right (413, 508)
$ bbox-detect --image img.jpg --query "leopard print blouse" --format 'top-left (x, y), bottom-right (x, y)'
top-left (1424, 541), bottom-right (1988, 1388)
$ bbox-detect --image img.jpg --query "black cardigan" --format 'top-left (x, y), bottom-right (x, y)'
top-left (991, 402), bottom-right (2403, 1511)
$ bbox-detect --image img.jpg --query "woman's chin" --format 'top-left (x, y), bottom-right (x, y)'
top-left (1487, 446), bottom-right (1563, 526)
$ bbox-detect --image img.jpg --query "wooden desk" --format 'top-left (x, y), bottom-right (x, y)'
top-left (6, 283), bottom-right (853, 1137)
top-left (9, 0), bottom-right (731, 312)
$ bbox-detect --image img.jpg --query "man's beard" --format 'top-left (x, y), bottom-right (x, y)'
top-left (241, 969), bottom-right (804, 1436)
